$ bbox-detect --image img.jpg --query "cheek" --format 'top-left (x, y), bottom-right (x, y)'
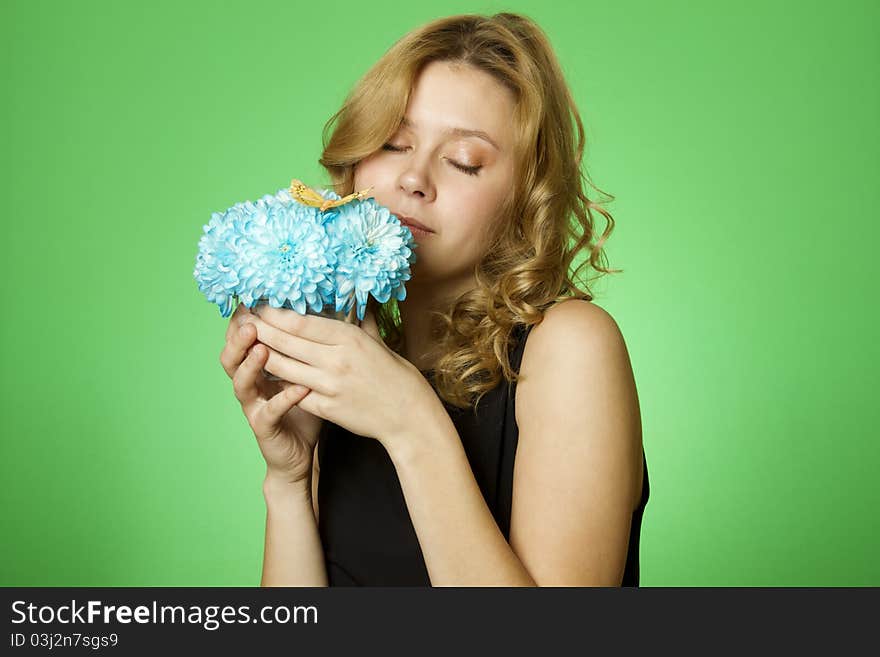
top-left (353, 156), bottom-right (385, 189)
top-left (453, 191), bottom-right (500, 234)
top-left (448, 194), bottom-right (507, 255)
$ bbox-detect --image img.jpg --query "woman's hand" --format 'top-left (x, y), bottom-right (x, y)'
top-left (241, 303), bottom-right (440, 449)
top-left (219, 303), bottom-right (324, 486)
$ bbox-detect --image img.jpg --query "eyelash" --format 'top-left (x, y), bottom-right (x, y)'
top-left (381, 143), bottom-right (482, 176)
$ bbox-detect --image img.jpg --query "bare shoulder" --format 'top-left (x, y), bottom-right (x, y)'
top-left (540, 297), bottom-right (622, 335)
top-left (518, 299), bottom-right (628, 386)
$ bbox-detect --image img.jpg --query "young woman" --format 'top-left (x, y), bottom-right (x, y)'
top-left (219, 12), bottom-right (649, 586)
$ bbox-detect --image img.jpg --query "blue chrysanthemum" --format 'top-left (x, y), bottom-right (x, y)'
top-left (326, 197), bottom-right (418, 321)
top-left (235, 192), bottom-right (336, 314)
top-left (193, 206), bottom-right (248, 318)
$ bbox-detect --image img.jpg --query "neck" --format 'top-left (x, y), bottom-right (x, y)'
top-left (398, 273), bottom-right (475, 371)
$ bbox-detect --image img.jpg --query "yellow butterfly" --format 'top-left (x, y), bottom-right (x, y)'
top-left (289, 178), bottom-right (375, 212)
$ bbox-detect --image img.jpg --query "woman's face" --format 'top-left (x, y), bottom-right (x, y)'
top-left (353, 59), bottom-right (517, 289)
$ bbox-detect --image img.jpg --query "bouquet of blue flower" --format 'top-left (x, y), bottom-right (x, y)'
top-left (193, 180), bottom-right (418, 324)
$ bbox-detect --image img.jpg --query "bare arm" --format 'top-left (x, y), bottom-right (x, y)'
top-left (385, 412), bottom-right (537, 586)
top-left (260, 473), bottom-right (328, 587)
top-left (509, 300), bottom-right (643, 585)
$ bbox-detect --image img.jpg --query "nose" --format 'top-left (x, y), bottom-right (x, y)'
top-left (397, 159), bottom-right (436, 202)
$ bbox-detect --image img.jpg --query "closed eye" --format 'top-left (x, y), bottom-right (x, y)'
top-left (381, 143), bottom-right (482, 177)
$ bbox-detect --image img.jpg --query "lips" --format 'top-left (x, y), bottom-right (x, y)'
top-left (396, 214), bottom-right (435, 233)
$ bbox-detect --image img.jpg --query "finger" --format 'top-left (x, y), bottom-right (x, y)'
top-left (360, 305), bottom-right (382, 344)
top-left (261, 345), bottom-right (330, 394)
top-left (286, 387), bottom-right (328, 422)
top-left (253, 304), bottom-right (356, 346)
top-left (232, 340), bottom-right (269, 408)
top-left (220, 322), bottom-right (258, 379)
top-left (241, 314), bottom-right (335, 369)
top-left (261, 382), bottom-right (312, 428)
top-left (224, 301), bottom-right (252, 343)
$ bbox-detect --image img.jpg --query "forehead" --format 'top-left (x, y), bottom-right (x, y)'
top-left (402, 60), bottom-right (515, 150)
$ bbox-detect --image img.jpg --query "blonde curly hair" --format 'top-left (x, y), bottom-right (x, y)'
top-left (318, 12), bottom-right (621, 412)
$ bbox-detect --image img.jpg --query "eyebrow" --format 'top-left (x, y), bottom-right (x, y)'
top-left (400, 117), bottom-right (501, 151)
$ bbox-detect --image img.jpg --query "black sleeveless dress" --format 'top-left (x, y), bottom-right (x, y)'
top-left (316, 323), bottom-right (650, 586)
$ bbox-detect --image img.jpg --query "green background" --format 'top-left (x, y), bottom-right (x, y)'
top-left (1, 0), bottom-right (876, 586)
